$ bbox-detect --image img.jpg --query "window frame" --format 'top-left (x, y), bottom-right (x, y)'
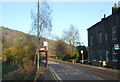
top-left (90, 35), bottom-right (93, 46)
top-left (99, 50), bottom-right (102, 61)
top-left (105, 34), bottom-right (107, 41)
top-left (112, 26), bottom-right (117, 40)
top-left (112, 48), bottom-right (118, 61)
top-left (99, 32), bottom-right (102, 43)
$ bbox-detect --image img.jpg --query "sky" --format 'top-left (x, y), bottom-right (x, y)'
top-left (1, 1), bottom-right (118, 46)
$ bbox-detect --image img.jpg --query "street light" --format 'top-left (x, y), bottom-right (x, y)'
top-left (81, 50), bottom-right (84, 64)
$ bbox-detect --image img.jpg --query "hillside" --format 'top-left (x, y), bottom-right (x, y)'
top-left (1, 26), bottom-right (57, 58)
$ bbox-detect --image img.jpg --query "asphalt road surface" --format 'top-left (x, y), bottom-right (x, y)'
top-left (47, 60), bottom-right (119, 80)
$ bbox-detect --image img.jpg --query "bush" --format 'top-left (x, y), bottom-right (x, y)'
top-left (2, 61), bottom-right (17, 76)
top-left (62, 55), bottom-right (71, 61)
top-left (55, 54), bottom-right (65, 60)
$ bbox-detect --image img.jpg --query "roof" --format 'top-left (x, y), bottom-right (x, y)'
top-left (87, 6), bottom-right (120, 30)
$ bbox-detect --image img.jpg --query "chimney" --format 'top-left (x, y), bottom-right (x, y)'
top-left (118, 1), bottom-right (120, 6)
top-left (112, 3), bottom-right (118, 13)
top-left (104, 14), bottom-right (106, 18)
top-left (101, 14), bottom-right (106, 21)
top-left (114, 3), bottom-right (117, 6)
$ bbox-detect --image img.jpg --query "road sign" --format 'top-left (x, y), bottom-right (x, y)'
top-left (81, 50), bottom-right (83, 54)
top-left (44, 41), bottom-right (48, 47)
top-left (114, 44), bottom-right (120, 50)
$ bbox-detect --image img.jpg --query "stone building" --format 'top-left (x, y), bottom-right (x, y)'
top-left (87, 3), bottom-right (120, 69)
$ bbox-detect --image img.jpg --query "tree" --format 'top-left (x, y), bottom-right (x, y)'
top-left (62, 25), bottom-right (80, 62)
top-left (71, 48), bottom-right (80, 60)
top-left (63, 25), bottom-right (80, 47)
top-left (30, 0), bottom-right (52, 69)
top-left (63, 24), bottom-right (80, 52)
top-left (55, 39), bottom-right (69, 56)
top-left (2, 32), bottom-right (36, 65)
top-left (30, 1), bottom-right (52, 37)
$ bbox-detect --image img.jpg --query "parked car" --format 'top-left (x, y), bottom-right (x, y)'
top-left (79, 59), bottom-right (88, 64)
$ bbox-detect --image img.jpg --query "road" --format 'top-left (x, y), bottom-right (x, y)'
top-left (46, 60), bottom-right (119, 80)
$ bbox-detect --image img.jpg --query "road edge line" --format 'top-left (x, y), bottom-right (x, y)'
top-left (49, 66), bottom-right (62, 81)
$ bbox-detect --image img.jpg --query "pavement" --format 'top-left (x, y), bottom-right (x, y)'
top-left (37, 62), bottom-right (58, 81)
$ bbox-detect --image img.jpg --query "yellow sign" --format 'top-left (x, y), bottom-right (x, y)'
top-left (103, 61), bottom-right (106, 66)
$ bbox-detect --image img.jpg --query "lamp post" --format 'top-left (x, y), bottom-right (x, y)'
top-left (81, 50), bottom-right (84, 64)
top-left (37, 0), bottom-right (40, 71)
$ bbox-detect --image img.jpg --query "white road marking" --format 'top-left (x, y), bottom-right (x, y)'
top-left (65, 73), bottom-right (69, 75)
top-left (57, 70), bottom-right (60, 73)
top-left (66, 66), bottom-right (71, 68)
top-left (69, 72), bottom-right (73, 75)
top-left (49, 66), bottom-right (62, 81)
top-left (85, 74), bottom-right (91, 77)
top-left (73, 72), bottom-right (79, 75)
top-left (92, 75), bottom-right (103, 80)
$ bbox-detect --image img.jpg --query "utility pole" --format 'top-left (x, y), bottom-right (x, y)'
top-left (37, 0), bottom-right (40, 70)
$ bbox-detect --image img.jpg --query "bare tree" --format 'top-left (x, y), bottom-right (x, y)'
top-left (63, 25), bottom-right (80, 63)
top-left (30, 0), bottom-right (52, 69)
top-left (31, 1), bottom-right (52, 37)
top-left (63, 24), bottom-right (80, 47)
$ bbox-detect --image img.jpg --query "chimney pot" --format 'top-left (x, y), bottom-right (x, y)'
top-left (104, 14), bottom-right (106, 18)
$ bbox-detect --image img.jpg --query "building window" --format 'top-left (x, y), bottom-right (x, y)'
top-left (91, 51), bottom-right (92, 56)
top-left (91, 51), bottom-right (96, 60)
top-left (94, 51), bottom-right (98, 60)
top-left (91, 50), bottom-right (93, 60)
top-left (112, 26), bottom-right (117, 40)
top-left (90, 36), bottom-right (93, 46)
top-left (99, 32), bottom-right (102, 43)
top-left (105, 34), bottom-right (107, 41)
top-left (105, 50), bottom-right (109, 61)
top-left (99, 51), bottom-right (102, 61)
top-left (112, 49), bottom-right (118, 61)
